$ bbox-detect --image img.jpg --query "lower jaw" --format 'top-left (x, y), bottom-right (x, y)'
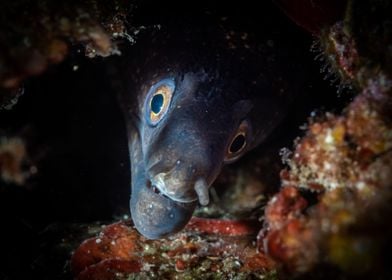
top-left (130, 177), bottom-right (197, 239)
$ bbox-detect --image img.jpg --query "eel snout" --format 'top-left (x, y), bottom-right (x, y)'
top-left (130, 180), bottom-right (197, 239)
top-left (131, 148), bottom-right (216, 239)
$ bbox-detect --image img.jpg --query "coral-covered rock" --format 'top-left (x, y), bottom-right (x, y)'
top-left (261, 1), bottom-right (392, 275)
top-left (264, 186), bottom-right (307, 231)
top-left (71, 219), bottom-right (275, 279)
top-left (0, 0), bottom-right (134, 109)
top-left (0, 136), bottom-right (29, 185)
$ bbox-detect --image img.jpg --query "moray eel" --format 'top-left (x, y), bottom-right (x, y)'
top-left (119, 21), bottom-right (306, 239)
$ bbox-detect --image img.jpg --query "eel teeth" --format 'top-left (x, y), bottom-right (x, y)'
top-left (194, 178), bottom-right (209, 206)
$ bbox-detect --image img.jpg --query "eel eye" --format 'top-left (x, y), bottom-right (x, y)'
top-left (230, 133), bottom-right (246, 153)
top-left (225, 120), bottom-right (249, 162)
top-left (146, 79), bottom-right (175, 125)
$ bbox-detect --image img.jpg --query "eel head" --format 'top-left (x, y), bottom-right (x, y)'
top-left (128, 73), bottom-right (261, 239)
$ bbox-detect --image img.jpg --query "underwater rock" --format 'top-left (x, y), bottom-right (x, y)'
top-left (0, 0), bottom-right (134, 109)
top-left (0, 136), bottom-right (29, 185)
top-left (71, 220), bottom-right (275, 279)
top-left (262, 0), bottom-right (392, 276)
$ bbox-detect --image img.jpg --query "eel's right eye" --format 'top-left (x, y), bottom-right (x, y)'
top-left (145, 79), bottom-right (175, 126)
top-left (229, 133), bottom-right (246, 154)
top-left (224, 120), bottom-right (250, 163)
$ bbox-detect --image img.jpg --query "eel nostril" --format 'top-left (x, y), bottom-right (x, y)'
top-left (194, 178), bottom-right (209, 206)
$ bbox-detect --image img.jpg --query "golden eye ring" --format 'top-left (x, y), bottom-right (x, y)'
top-left (225, 120), bottom-right (249, 162)
top-left (145, 79), bottom-right (175, 125)
top-left (229, 131), bottom-right (246, 154)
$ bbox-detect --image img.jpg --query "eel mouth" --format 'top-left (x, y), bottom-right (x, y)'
top-left (145, 179), bottom-right (183, 202)
top-left (131, 179), bottom-right (197, 239)
top-left (130, 137), bottom-right (212, 239)
top-left (150, 172), bottom-right (210, 206)
top-left (130, 170), bottom-right (211, 239)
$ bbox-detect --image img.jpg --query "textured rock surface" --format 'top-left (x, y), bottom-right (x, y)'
top-left (0, 0), bottom-right (133, 109)
top-left (262, 1), bottom-right (392, 277)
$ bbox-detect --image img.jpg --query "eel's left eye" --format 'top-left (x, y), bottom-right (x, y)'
top-left (224, 120), bottom-right (249, 163)
top-left (146, 79), bottom-right (175, 125)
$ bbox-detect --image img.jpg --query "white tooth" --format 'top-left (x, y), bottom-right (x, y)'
top-left (194, 178), bottom-right (210, 206)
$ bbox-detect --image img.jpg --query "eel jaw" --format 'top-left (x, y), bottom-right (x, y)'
top-left (151, 173), bottom-right (210, 206)
top-left (129, 135), bottom-right (211, 239)
top-left (130, 176), bottom-right (210, 239)
top-left (130, 173), bottom-right (197, 239)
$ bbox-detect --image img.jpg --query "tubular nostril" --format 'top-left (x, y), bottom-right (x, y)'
top-left (194, 178), bottom-right (209, 206)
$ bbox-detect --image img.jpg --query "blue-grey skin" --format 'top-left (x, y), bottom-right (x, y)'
top-left (119, 23), bottom-right (305, 239)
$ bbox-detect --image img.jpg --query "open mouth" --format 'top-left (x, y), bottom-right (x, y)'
top-left (147, 175), bottom-right (210, 206)
top-left (130, 176), bottom-right (198, 239)
top-left (149, 180), bottom-right (198, 204)
top-left (146, 180), bottom-right (172, 200)
top-left (129, 139), bottom-right (202, 239)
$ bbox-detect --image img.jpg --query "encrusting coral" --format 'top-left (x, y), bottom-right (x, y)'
top-left (262, 0), bottom-right (392, 277)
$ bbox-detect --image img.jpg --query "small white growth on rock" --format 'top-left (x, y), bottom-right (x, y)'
top-left (324, 130), bottom-right (334, 145)
top-left (324, 162), bottom-right (332, 170)
top-left (356, 181), bottom-right (366, 190)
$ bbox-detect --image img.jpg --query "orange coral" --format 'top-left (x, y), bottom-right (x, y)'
top-left (263, 14), bottom-right (392, 275)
